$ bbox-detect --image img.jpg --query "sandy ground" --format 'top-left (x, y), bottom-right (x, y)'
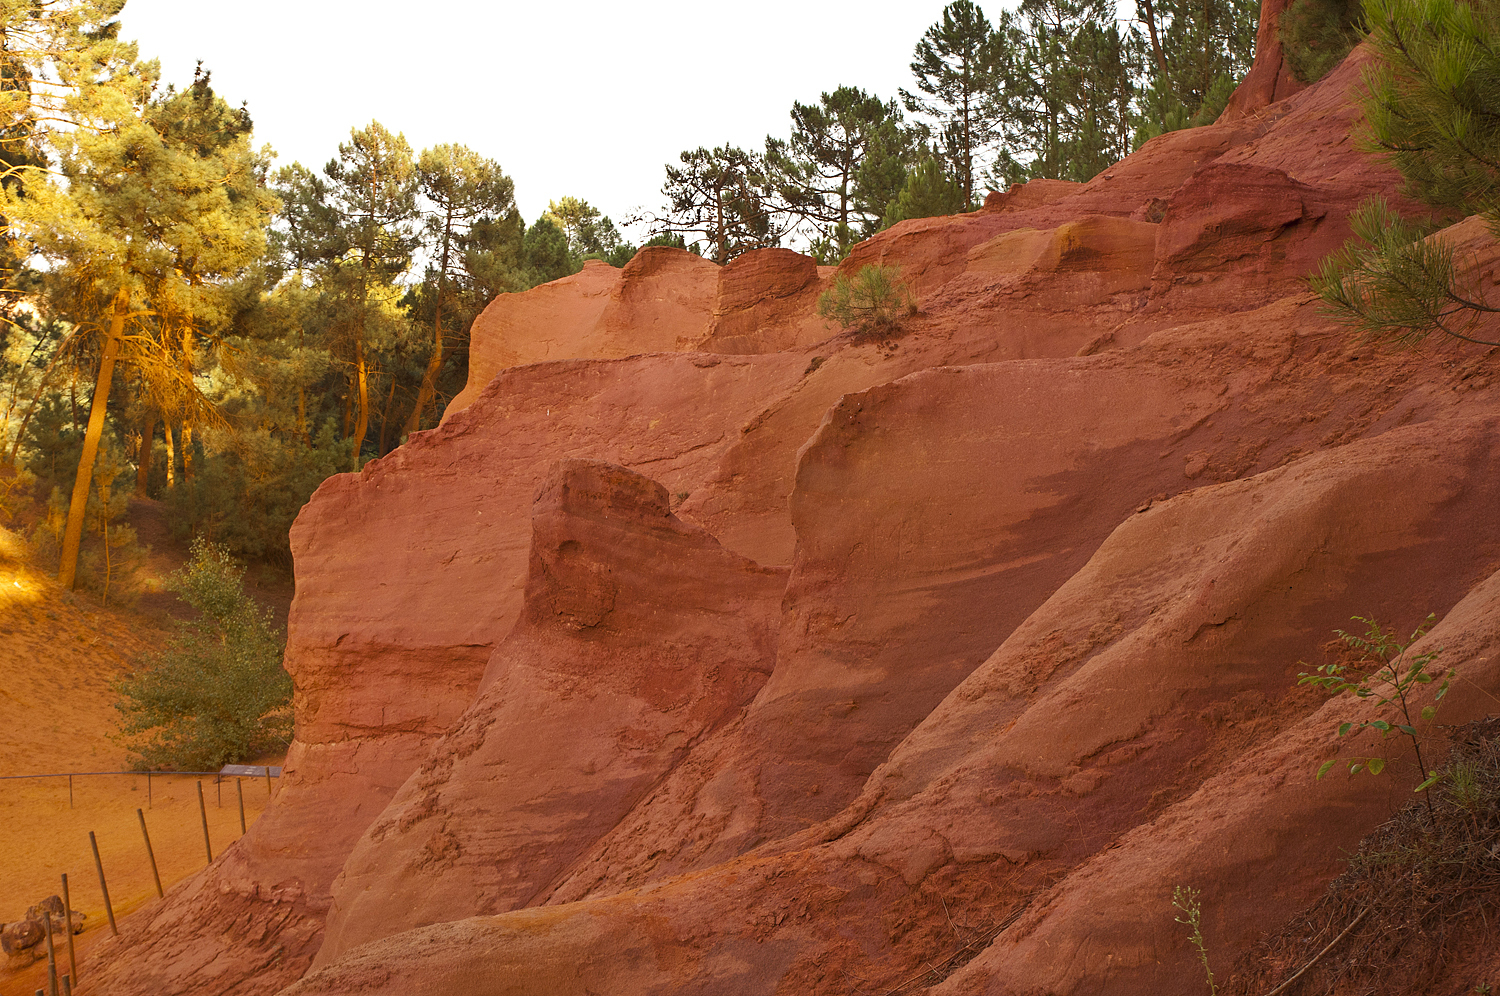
top-left (0, 522), bottom-right (286, 995)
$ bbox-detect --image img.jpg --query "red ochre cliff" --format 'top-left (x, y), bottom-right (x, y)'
top-left (73, 17), bottom-right (1500, 996)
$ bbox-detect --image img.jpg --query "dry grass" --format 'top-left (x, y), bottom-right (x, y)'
top-left (1227, 717), bottom-right (1500, 995)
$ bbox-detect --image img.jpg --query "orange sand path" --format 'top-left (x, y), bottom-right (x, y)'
top-left (0, 528), bottom-right (283, 995)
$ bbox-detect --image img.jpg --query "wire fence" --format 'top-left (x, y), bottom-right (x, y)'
top-left (0, 766), bottom-right (284, 995)
top-left (0, 767), bottom-right (282, 808)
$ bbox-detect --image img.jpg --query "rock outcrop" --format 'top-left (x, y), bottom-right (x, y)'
top-left (74, 14), bottom-right (1500, 996)
top-left (315, 459), bottom-right (786, 963)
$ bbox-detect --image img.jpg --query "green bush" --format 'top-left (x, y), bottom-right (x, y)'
top-left (1280, 0), bottom-right (1364, 83)
top-left (113, 538), bottom-right (292, 770)
top-left (817, 264), bottom-right (917, 337)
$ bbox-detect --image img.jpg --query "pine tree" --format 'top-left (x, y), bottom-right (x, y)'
top-left (766, 86), bottom-right (905, 257)
top-left (854, 117), bottom-right (927, 235)
top-left (901, 0), bottom-right (1001, 208)
top-left (2, 33), bottom-right (275, 588)
top-left (1134, 0), bottom-right (1258, 136)
top-left (1061, 13), bottom-right (1144, 180)
top-left (319, 121), bottom-right (420, 466)
top-left (651, 145), bottom-right (783, 264)
top-left (405, 144), bottom-right (514, 435)
top-left (883, 155), bottom-right (967, 227)
top-left (1311, 0), bottom-right (1500, 346)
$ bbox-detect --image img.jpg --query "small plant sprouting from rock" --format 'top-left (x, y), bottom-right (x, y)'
top-left (1298, 613), bottom-right (1452, 815)
top-left (817, 264), bottom-right (917, 337)
top-left (1172, 885), bottom-right (1217, 995)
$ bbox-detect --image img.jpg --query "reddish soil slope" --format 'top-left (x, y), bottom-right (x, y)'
top-left (72, 20), bottom-right (1500, 996)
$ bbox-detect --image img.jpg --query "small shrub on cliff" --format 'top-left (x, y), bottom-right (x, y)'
top-left (113, 539), bottom-right (292, 771)
top-left (817, 265), bottom-right (917, 337)
top-left (1298, 613), bottom-right (1452, 815)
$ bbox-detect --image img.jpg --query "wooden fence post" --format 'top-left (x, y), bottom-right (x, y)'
top-left (60, 873), bottom-right (77, 985)
top-left (88, 831), bottom-right (117, 936)
top-left (138, 808), bottom-right (164, 898)
top-left (197, 780), bottom-right (213, 864)
top-left (237, 778), bottom-right (246, 834)
top-left (42, 906), bottom-right (57, 996)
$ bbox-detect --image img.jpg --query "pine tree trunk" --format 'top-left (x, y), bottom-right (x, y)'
top-left (378, 372), bottom-right (397, 455)
top-left (58, 289), bottom-right (127, 590)
top-left (1201, 0), bottom-right (1213, 104)
top-left (350, 339), bottom-right (370, 469)
top-left (181, 422), bottom-right (195, 481)
top-left (404, 254), bottom-right (449, 439)
top-left (1140, 0), bottom-right (1170, 128)
top-left (136, 409), bottom-right (154, 497)
top-left (180, 329), bottom-right (195, 481)
top-left (163, 422), bottom-right (177, 489)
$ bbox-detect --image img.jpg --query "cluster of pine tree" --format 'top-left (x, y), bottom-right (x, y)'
top-left (0, 2), bottom-right (644, 583)
top-left (644, 0), bottom-right (1260, 263)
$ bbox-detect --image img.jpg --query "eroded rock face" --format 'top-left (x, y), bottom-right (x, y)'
top-left (698, 247), bottom-right (827, 354)
top-left (76, 20), bottom-right (1500, 996)
top-left (280, 415), bottom-right (1500, 996)
top-left (315, 459), bottom-right (786, 964)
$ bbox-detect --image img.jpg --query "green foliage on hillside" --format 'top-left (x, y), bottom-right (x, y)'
top-left (113, 539), bottom-right (291, 770)
top-left (1279, 0), bottom-right (1364, 83)
top-left (645, 0), bottom-right (1259, 261)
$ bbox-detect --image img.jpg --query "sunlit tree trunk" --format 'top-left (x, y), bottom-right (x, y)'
top-left (59, 289), bottom-right (128, 590)
top-left (350, 337), bottom-right (370, 468)
top-left (378, 371), bottom-right (397, 455)
top-left (180, 328), bottom-right (195, 480)
top-left (136, 408), bottom-right (154, 496)
top-left (163, 421), bottom-right (177, 489)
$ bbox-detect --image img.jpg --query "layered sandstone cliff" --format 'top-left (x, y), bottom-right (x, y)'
top-left (75, 20), bottom-right (1500, 996)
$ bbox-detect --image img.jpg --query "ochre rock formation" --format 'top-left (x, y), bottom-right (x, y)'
top-left (315, 459), bottom-right (786, 962)
top-left (75, 21), bottom-right (1500, 996)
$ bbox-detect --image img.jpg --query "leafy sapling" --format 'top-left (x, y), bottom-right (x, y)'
top-left (1298, 614), bottom-right (1453, 815)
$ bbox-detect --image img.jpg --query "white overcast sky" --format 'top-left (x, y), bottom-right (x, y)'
top-left (114, 0), bottom-right (1007, 241)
